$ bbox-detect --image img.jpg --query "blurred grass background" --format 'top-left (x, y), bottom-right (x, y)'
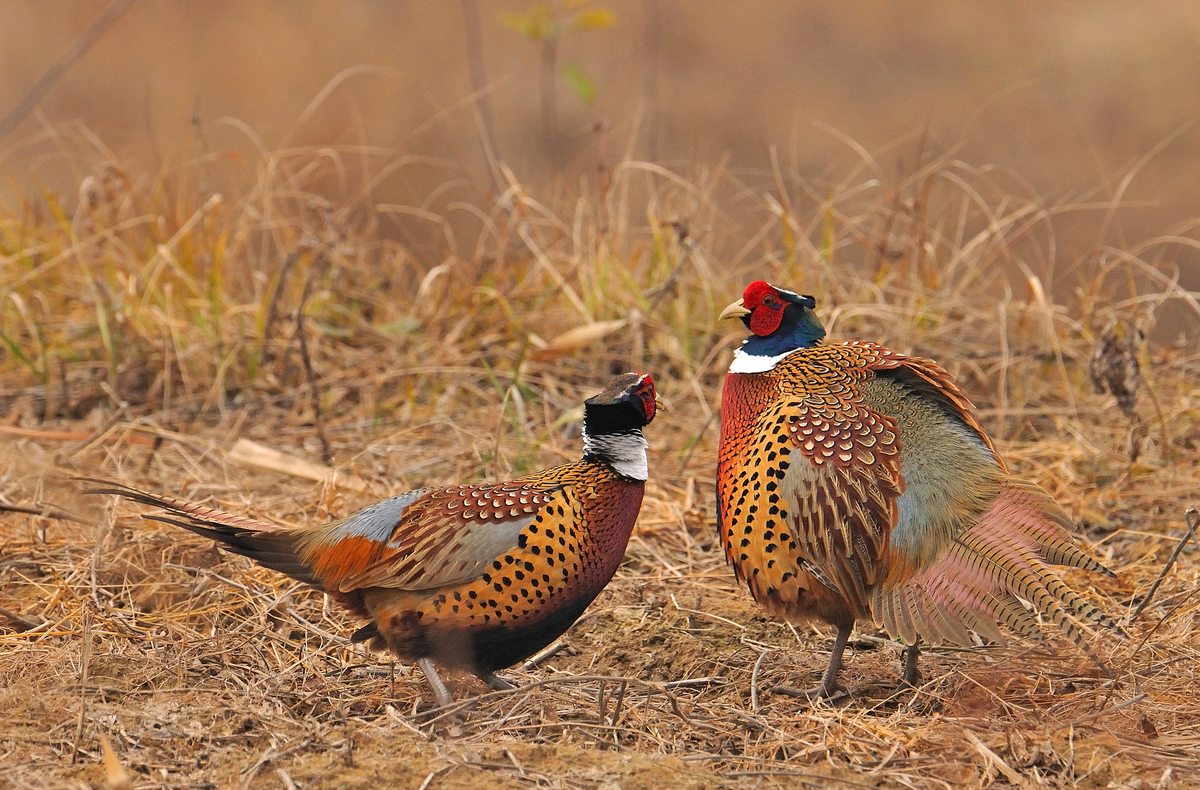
top-left (2, 2), bottom-right (1199, 303)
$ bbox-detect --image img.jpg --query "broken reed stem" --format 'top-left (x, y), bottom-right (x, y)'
top-left (260, 248), bottom-right (302, 368)
top-left (1130, 507), bottom-right (1199, 621)
top-left (296, 251), bottom-right (332, 465)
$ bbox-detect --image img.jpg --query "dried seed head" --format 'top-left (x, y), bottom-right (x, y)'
top-left (1089, 316), bottom-right (1144, 418)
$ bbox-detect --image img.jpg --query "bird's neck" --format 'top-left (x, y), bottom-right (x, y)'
top-left (582, 428), bottom-right (648, 482)
top-left (730, 320), bottom-right (825, 373)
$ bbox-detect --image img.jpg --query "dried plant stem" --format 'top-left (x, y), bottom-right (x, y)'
top-left (460, 0), bottom-right (504, 192)
top-left (295, 310), bottom-right (331, 465)
top-left (0, 0), bottom-right (136, 138)
top-left (1130, 508), bottom-right (1199, 621)
top-left (751, 649), bottom-right (769, 714)
top-left (0, 500), bottom-right (88, 524)
top-left (296, 252), bottom-right (332, 465)
top-left (71, 606), bottom-right (93, 763)
top-left (260, 249), bottom-right (302, 368)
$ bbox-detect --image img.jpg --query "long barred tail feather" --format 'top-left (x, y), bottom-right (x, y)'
top-left (1000, 479), bottom-right (1117, 579)
top-left (80, 478), bottom-right (320, 588)
top-left (873, 480), bottom-right (1121, 667)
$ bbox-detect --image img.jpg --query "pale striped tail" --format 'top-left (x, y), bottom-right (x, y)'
top-left (82, 478), bottom-right (318, 588)
top-left (873, 479), bottom-right (1121, 662)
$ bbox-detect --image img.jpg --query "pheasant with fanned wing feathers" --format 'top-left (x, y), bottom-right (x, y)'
top-left (716, 281), bottom-right (1120, 699)
top-left (87, 373), bottom-right (660, 707)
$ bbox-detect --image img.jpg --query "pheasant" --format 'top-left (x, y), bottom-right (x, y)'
top-left (87, 372), bottom-right (660, 707)
top-left (716, 281), bottom-right (1119, 699)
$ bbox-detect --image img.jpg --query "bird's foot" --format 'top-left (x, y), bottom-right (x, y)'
top-left (480, 671), bottom-right (515, 692)
top-left (772, 681), bottom-right (848, 704)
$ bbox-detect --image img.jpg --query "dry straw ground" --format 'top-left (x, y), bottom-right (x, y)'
top-left (1, 139), bottom-right (1198, 788)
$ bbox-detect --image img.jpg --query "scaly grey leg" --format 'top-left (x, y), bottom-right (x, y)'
top-left (418, 657), bottom-right (454, 708)
top-left (773, 622), bottom-right (852, 702)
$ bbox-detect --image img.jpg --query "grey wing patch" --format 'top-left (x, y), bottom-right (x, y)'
top-left (388, 510), bottom-right (542, 591)
top-left (336, 489), bottom-right (430, 542)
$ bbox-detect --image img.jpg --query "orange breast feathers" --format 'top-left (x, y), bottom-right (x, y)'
top-left (718, 366), bottom-right (905, 619)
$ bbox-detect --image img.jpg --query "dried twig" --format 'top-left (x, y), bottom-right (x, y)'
top-left (71, 605), bottom-right (93, 763)
top-left (0, 500), bottom-right (89, 524)
top-left (751, 649), bottom-right (769, 714)
top-left (295, 252), bottom-right (332, 464)
top-left (0, 607), bottom-right (45, 632)
top-left (1130, 508), bottom-right (1199, 621)
top-left (521, 640), bottom-right (568, 670)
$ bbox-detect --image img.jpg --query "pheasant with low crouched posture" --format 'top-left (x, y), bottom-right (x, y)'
top-left (88, 373), bottom-right (660, 706)
top-left (716, 281), bottom-right (1119, 699)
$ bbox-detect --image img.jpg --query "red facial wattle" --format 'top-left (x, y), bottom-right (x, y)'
top-left (635, 377), bottom-right (657, 421)
top-left (748, 305), bottom-right (784, 336)
top-left (740, 281), bottom-right (786, 337)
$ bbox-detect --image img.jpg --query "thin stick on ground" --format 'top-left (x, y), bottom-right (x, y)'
top-left (0, 500), bottom-right (88, 524)
top-left (751, 649), bottom-right (769, 714)
top-left (1130, 507), bottom-right (1199, 621)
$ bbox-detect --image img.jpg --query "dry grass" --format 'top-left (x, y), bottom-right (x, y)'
top-left (2, 135), bottom-right (1199, 788)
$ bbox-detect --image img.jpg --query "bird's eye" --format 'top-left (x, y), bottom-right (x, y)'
top-left (763, 296), bottom-right (781, 308)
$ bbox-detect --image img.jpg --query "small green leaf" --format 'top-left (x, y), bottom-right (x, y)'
top-left (497, 11), bottom-right (535, 38)
top-left (0, 331), bottom-right (35, 372)
top-left (572, 7), bottom-right (616, 31)
top-left (563, 63), bottom-right (597, 104)
top-left (498, 6), bottom-right (553, 40)
top-left (376, 317), bottom-right (421, 338)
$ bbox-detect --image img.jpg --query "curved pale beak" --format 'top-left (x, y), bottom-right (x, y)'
top-left (654, 395), bottom-right (668, 414)
top-left (719, 298), bottom-right (750, 321)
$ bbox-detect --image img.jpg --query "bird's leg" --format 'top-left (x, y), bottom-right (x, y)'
top-left (774, 622), bottom-right (851, 702)
top-left (418, 657), bottom-right (455, 708)
top-left (480, 671), bottom-right (515, 692)
top-left (815, 622), bottom-right (852, 699)
top-left (900, 641), bottom-right (921, 688)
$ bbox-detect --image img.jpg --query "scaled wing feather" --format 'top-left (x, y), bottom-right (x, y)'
top-left (331, 481), bottom-right (566, 592)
